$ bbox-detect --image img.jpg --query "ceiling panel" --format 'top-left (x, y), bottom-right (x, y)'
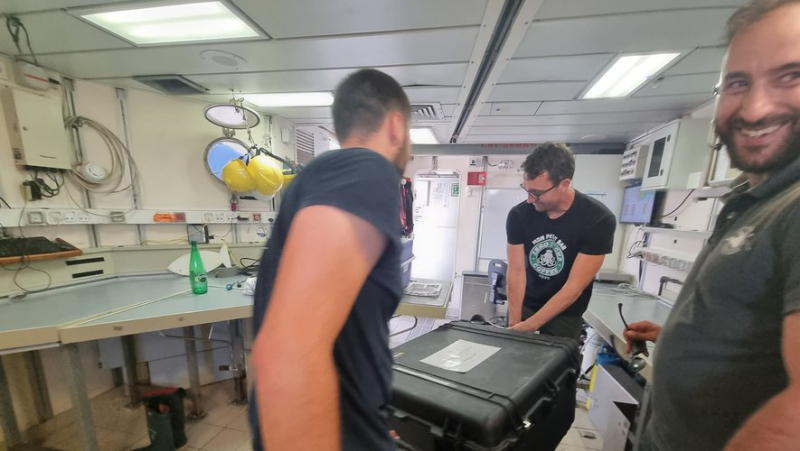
top-left (37, 27), bottom-right (479, 79)
top-left (291, 117), bottom-right (334, 125)
top-left (233, 0), bottom-right (488, 38)
top-left (663, 47), bottom-right (727, 76)
top-left (431, 126), bottom-right (451, 143)
top-left (536, 93), bottom-right (711, 115)
top-left (441, 104), bottom-right (457, 116)
top-left (516, 9), bottom-right (735, 58)
top-left (251, 106), bottom-right (333, 118)
top-left (460, 134), bottom-right (629, 143)
top-left (405, 86), bottom-right (462, 103)
top-left (481, 102), bottom-right (543, 115)
top-left (468, 123), bottom-right (662, 136)
top-left (487, 82), bottom-right (585, 102)
top-left (536, 0), bottom-right (749, 20)
top-left (185, 63), bottom-right (469, 94)
top-left (500, 54), bottom-right (613, 83)
top-left (0, 0), bottom-right (131, 14)
top-left (0, 11), bottom-right (133, 55)
top-left (473, 110), bottom-right (683, 126)
top-left (634, 73), bottom-right (718, 97)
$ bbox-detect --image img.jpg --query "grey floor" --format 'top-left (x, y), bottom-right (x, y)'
top-left (4, 381), bottom-right (601, 451)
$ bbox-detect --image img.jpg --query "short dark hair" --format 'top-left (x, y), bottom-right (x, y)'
top-left (332, 69), bottom-right (411, 142)
top-left (726, 0), bottom-right (800, 43)
top-left (521, 142), bottom-right (575, 184)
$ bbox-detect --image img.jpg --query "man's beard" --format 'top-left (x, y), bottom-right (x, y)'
top-left (717, 113), bottom-right (800, 174)
top-left (393, 136), bottom-right (410, 174)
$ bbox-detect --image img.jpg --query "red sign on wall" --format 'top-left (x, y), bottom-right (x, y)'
top-left (467, 171), bottom-right (487, 186)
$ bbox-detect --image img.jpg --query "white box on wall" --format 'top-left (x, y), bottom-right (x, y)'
top-left (1, 87), bottom-right (73, 170)
top-left (641, 118), bottom-right (712, 191)
top-left (281, 127), bottom-right (291, 143)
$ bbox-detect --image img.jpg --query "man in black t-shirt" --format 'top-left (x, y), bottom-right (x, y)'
top-left (506, 143), bottom-right (616, 340)
top-left (249, 69), bottom-right (411, 450)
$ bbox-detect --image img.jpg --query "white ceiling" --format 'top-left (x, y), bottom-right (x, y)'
top-left (0, 0), bottom-right (749, 145)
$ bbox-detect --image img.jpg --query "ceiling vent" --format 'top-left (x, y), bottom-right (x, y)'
top-left (132, 75), bottom-right (208, 95)
top-left (410, 103), bottom-right (446, 122)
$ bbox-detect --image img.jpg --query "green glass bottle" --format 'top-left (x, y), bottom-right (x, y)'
top-left (189, 241), bottom-right (208, 295)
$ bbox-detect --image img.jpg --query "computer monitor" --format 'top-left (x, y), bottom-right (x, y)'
top-left (620, 184), bottom-right (659, 225)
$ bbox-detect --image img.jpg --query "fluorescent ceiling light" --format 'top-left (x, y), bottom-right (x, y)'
top-left (245, 92), bottom-right (334, 107)
top-left (411, 128), bottom-right (439, 145)
top-left (583, 53), bottom-right (681, 99)
top-left (81, 1), bottom-right (259, 45)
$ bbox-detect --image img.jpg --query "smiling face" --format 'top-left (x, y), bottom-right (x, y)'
top-left (715, 3), bottom-right (800, 174)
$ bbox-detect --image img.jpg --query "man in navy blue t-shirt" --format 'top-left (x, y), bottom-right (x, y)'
top-left (249, 69), bottom-right (411, 450)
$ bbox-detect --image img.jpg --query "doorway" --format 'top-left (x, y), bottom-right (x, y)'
top-left (411, 171), bottom-right (460, 281)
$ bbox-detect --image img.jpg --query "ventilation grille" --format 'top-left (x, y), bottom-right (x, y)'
top-left (410, 103), bottom-right (446, 122)
top-left (295, 128), bottom-right (315, 165)
top-left (132, 75), bottom-right (207, 95)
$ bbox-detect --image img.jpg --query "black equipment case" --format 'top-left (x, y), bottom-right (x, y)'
top-left (388, 321), bottom-right (579, 451)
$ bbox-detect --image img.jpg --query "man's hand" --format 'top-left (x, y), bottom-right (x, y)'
top-left (509, 318), bottom-right (538, 333)
top-left (623, 321), bottom-right (661, 356)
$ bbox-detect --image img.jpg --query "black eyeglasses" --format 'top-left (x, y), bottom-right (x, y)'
top-left (519, 183), bottom-right (557, 200)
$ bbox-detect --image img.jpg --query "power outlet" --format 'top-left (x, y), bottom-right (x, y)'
top-left (78, 213), bottom-right (90, 223)
top-left (46, 210), bottom-right (63, 224)
top-left (27, 211), bottom-right (45, 225)
top-left (110, 212), bottom-right (126, 223)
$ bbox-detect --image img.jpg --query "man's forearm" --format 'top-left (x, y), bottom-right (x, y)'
top-left (507, 270), bottom-right (525, 325)
top-left (255, 337), bottom-right (340, 450)
top-left (526, 288), bottom-right (581, 330)
top-left (725, 388), bottom-right (800, 450)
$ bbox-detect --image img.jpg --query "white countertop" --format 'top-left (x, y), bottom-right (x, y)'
top-left (583, 284), bottom-right (673, 381)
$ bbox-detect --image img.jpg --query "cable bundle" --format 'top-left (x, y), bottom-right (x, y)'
top-left (64, 116), bottom-right (141, 194)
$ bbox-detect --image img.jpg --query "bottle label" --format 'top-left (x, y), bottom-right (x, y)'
top-left (194, 273), bottom-right (207, 284)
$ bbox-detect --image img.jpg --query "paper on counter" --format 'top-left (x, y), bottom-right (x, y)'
top-left (404, 282), bottom-right (442, 297)
top-left (420, 339), bottom-right (500, 373)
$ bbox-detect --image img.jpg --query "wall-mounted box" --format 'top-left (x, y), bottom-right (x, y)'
top-left (641, 118), bottom-right (711, 191)
top-left (1, 87), bottom-right (73, 170)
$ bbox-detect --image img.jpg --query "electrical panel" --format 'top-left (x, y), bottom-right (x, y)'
top-left (1, 87), bottom-right (73, 170)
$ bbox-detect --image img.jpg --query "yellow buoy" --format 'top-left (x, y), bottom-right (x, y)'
top-left (247, 155), bottom-right (284, 196)
top-left (222, 159), bottom-right (256, 193)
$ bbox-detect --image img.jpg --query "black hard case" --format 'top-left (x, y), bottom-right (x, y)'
top-left (389, 321), bottom-right (579, 451)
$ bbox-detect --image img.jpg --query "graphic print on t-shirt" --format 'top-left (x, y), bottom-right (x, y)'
top-left (530, 234), bottom-right (567, 279)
